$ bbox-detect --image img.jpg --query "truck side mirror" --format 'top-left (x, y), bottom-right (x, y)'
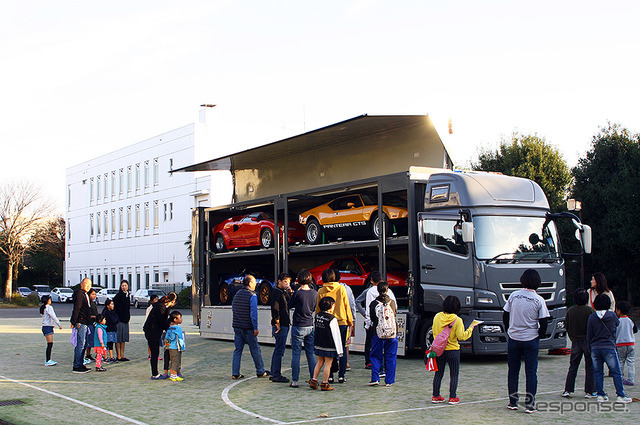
top-left (581, 224), bottom-right (592, 254)
top-left (461, 222), bottom-right (474, 243)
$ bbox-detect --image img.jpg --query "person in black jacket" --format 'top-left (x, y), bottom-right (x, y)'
top-left (270, 273), bottom-right (292, 383)
top-left (144, 292), bottom-right (177, 379)
top-left (70, 278), bottom-right (93, 373)
top-left (101, 298), bottom-right (120, 362)
top-left (113, 280), bottom-right (131, 361)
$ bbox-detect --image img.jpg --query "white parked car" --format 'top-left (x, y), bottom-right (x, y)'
top-left (32, 285), bottom-right (52, 300)
top-left (17, 287), bottom-right (32, 297)
top-left (51, 287), bottom-right (74, 303)
top-left (96, 288), bottom-right (119, 305)
top-left (132, 289), bottom-right (166, 309)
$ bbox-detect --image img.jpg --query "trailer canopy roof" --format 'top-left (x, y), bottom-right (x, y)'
top-left (175, 114), bottom-right (452, 202)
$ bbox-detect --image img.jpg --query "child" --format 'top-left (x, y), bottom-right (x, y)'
top-left (101, 299), bottom-right (119, 362)
top-left (587, 294), bottom-right (631, 403)
top-left (40, 295), bottom-right (62, 366)
top-left (93, 314), bottom-right (108, 372)
top-left (164, 310), bottom-right (186, 382)
top-left (144, 294), bottom-right (162, 361)
top-left (310, 296), bottom-right (343, 391)
top-left (431, 295), bottom-right (478, 404)
top-left (562, 289), bottom-right (596, 398)
top-left (616, 300), bottom-right (637, 386)
top-left (368, 281), bottom-right (398, 387)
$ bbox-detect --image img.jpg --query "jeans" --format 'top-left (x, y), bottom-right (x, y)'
top-left (270, 326), bottom-right (289, 378)
top-left (370, 335), bottom-right (398, 385)
top-left (290, 326), bottom-right (316, 382)
top-left (73, 324), bottom-right (89, 369)
top-left (432, 349), bottom-right (461, 398)
top-left (564, 340), bottom-right (594, 394)
top-left (592, 347), bottom-right (626, 397)
top-left (507, 337), bottom-right (540, 407)
top-left (232, 328), bottom-right (265, 376)
top-left (617, 345), bottom-right (635, 383)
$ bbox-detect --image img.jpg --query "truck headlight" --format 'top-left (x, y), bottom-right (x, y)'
top-left (556, 320), bottom-right (565, 330)
top-left (480, 325), bottom-right (502, 333)
top-left (477, 297), bottom-right (494, 304)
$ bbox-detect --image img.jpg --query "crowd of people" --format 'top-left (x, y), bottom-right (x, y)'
top-left (38, 269), bottom-right (636, 412)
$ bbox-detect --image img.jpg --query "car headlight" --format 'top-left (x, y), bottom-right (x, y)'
top-left (480, 325), bottom-right (502, 333)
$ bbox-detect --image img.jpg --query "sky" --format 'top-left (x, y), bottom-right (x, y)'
top-left (2, 0), bottom-right (639, 212)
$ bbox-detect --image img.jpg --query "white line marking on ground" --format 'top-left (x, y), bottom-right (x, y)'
top-left (0, 374), bottom-right (150, 425)
top-left (221, 376), bottom-right (284, 424)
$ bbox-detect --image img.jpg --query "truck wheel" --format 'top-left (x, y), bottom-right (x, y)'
top-left (214, 234), bottom-right (227, 253)
top-left (420, 319), bottom-right (435, 352)
top-left (260, 228), bottom-right (273, 249)
top-left (219, 282), bottom-right (230, 305)
top-left (258, 282), bottom-right (272, 305)
top-left (371, 213), bottom-right (390, 239)
top-left (306, 218), bottom-right (322, 245)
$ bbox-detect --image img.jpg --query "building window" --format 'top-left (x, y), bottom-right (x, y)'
top-left (169, 158), bottom-right (173, 170)
top-left (119, 207), bottom-right (124, 233)
top-left (153, 158), bottom-right (159, 186)
top-left (127, 206), bottom-right (132, 232)
top-left (153, 201), bottom-right (159, 228)
top-left (67, 185), bottom-right (71, 210)
top-left (163, 203), bottom-right (167, 221)
top-left (169, 202), bottom-right (173, 220)
top-left (97, 175), bottom-right (101, 199)
top-left (104, 173), bottom-right (108, 199)
top-left (144, 161), bottom-right (150, 188)
top-left (127, 166), bottom-right (132, 192)
top-left (97, 212), bottom-right (101, 235)
top-left (68, 219), bottom-right (71, 240)
top-left (97, 274), bottom-right (101, 285)
top-left (90, 213), bottom-right (94, 236)
top-left (119, 168), bottom-right (124, 195)
top-left (136, 273), bottom-right (141, 288)
top-left (104, 210), bottom-right (108, 234)
top-left (111, 171), bottom-right (116, 197)
top-left (135, 163), bottom-right (140, 191)
top-left (154, 272), bottom-right (159, 283)
top-left (135, 204), bottom-right (140, 231)
top-left (145, 273), bottom-right (150, 289)
top-left (89, 178), bottom-right (94, 204)
top-left (110, 209), bottom-right (115, 234)
top-left (144, 202), bottom-right (150, 229)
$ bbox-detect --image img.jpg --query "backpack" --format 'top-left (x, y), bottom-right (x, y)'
top-left (375, 301), bottom-right (396, 339)
top-left (430, 317), bottom-right (457, 356)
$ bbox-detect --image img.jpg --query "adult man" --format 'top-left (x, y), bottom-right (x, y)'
top-left (503, 269), bottom-right (550, 413)
top-left (113, 280), bottom-right (131, 361)
top-left (270, 273), bottom-right (293, 383)
top-left (70, 278), bottom-right (93, 373)
top-left (231, 274), bottom-right (270, 379)
top-left (289, 269), bottom-right (318, 388)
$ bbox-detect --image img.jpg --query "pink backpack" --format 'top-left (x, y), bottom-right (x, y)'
top-left (431, 317), bottom-right (457, 356)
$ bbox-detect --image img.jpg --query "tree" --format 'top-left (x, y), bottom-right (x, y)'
top-left (473, 133), bottom-right (572, 212)
top-left (0, 181), bottom-right (54, 299)
top-left (571, 123), bottom-right (640, 302)
top-left (24, 217), bottom-right (65, 286)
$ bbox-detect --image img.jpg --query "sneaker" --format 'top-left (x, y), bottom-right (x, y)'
top-left (364, 363), bottom-right (371, 369)
top-left (320, 382), bottom-right (333, 391)
top-left (73, 366), bottom-right (90, 373)
top-left (119, 357), bottom-right (130, 362)
top-left (623, 379), bottom-right (635, 386)
top-left (616, 396), bottom-right (632, 403)
top-left (148, 355), bottom-right (151, 360)
top-left (158, 357), bottom-right (163, 360)
top-left (85, 355), bottom-right (95, 362)
top-left (103, 358), bottom-right (112, 364)
top-left (289, 381), bottom-right (299, 388)
top-left (96, 367), bottom-right (107, 372)
top-left (83, 358), bottom-right (91, 365)
top-left (231, 374), bottom-right (245, 380)
top-left (256, 371), bottom-right (271, 378)
top-left (308, 378), bottom-right (319, 390)
top-left (561, 391), bottom-right (572, 398)
top-left (177, 372), bottom-right (183, 378)
top-left (385, 383), bottom-right (393, 387)
top-left (506, 404), bottom-right (518, 410)
top-left (110, 358), bottom-right (118, 363)
top-left (597, 395), bottom-right (609, 402)
top-left (45, 360), bottom-right (58, 366)
top-left (170, 376), bottom-right (184, 382)
top-left (368, 380), bottom-right (380, 386)
top-left (158, 373), bottom-right (169, 380)
top-left (379, 372), bottom-right (386, 378)
top-left (346, 366), bottom-right (351, 371)
top-left (328, 377), bottom-right (334, 384)
top-left (271, 376), bottom-right (290, 383)
top-left (584, 392), bottom-right (597, 398)
top-left (432, 396), bottom-right (445, 403)
top-left (151, 374), bottom-right (164, 380)
top-left (449, 397), bottom-right (460, 405)
top-left (524, 406), bottom-right (537, 414)
top-left (338, 376), bottom-right (346, 384)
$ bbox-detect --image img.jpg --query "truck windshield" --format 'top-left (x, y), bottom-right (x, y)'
top-left (474, 216), bottom-right (560, 262)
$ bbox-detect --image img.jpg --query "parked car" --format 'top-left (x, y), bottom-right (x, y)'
top-left (299, 194), bottom-right (408, 244)
top-left (212, 212), bottom-right (305, 253)
top-left (17, 287), bottom-right (32, 297)
top-left (32, 285), bottom-right (52, 300)
top-left (96, 288), bottom-right (119, 305)
top-left (217, 265), bottom-right (275, 306)
top-left (308, 256), bottom-right (408, 294)
top-left (132, 289), bottom-right (166, 308)
top-left (51, 287), bottom-right (74, 303)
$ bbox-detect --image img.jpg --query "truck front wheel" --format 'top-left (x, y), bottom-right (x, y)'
top-left (306, 218), bottom-right (322, 245)
top-left (420, 318), bottom-right (435, 352)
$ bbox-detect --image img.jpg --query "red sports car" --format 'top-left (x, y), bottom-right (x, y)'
top-left (309, 256), bottom-right (407, 289)
top-left (212, 212), bottom-right (305, 252)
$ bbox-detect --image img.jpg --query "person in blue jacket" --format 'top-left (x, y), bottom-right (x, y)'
top-left (164, 310), bottom-right (186, 382)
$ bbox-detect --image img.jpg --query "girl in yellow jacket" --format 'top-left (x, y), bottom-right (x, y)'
top-left (431, 295), bottom-right (479, 405)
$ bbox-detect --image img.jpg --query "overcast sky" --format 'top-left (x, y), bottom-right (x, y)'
top-left (2, 1), bottom-right (639, 211)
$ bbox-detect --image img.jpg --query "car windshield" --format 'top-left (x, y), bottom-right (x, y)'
top-left (149, 290), bottom-right (165, 297)
top-left (19, 288), bottom-right (30, 293)
top-left (358, 257), bottom-right (407, 273)
top-left (473, 215), bottom-right (560, 262)
top-left (59, 288), bottom-right (73, 294)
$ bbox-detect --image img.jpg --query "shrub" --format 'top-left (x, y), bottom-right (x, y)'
top-left (10, 293), bottom-right (40, 306)
top-left (177, 286), bottom-right (192, 308)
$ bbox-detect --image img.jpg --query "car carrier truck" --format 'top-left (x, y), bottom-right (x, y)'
top-left (178, 115), bottom-right (591, 355)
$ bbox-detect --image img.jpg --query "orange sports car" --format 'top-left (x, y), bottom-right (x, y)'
top-left (298, 194), bottom-right (408, 244)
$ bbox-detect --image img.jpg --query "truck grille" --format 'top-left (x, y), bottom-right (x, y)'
top-left (500, 281), bottom-right (556, 303)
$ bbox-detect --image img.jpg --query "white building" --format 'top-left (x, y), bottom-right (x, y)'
top-left (65, 119), bottom-right (224, 292)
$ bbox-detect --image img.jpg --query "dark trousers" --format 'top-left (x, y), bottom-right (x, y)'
top-left (564, 340), bottom-right (594, 394)
top-left (507, 337), bottom-right (540, 407)
top-left (330, 325), bottom-right (349, 379)
top-left (432, 350), bottom-right (461, 398)
top-left (146, 333), bottom-right (161, 376)
top-left (270, 326), bottom-right (289, 378)
top-left (364, 326), bottom-right (375, 365)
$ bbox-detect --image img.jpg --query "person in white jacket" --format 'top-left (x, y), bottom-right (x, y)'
top-left (40, 295), bottom-right (62, 366)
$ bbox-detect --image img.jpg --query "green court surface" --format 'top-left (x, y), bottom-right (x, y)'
top-left (0, 312), bottom-right (637, 424)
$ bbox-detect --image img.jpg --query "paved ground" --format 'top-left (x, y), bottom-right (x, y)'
top-left (0, 308), bottom-right (637, 425)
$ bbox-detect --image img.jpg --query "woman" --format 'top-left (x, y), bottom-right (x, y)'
top-left (588, 272), bottom-right (615, 312)
top-left (113, 280), bottom-right (131, 361)
top-left (143, 292), bottom-right (177, 379)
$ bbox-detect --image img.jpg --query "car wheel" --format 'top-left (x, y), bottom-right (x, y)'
top-left (214, 233), bottom-right (227, 253)
top-left (371, 213), bottom-right (390, 239)
top-left (219, 282), bottom-right (230, 305)
top-left (134, 300), bottom-right (139, 309)
top-left (305, 218), bottom-right (322, 245)
top-left (260, 228), bottom-right (274, 249)
top-left (258, 282), bottom-right (272, 305)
